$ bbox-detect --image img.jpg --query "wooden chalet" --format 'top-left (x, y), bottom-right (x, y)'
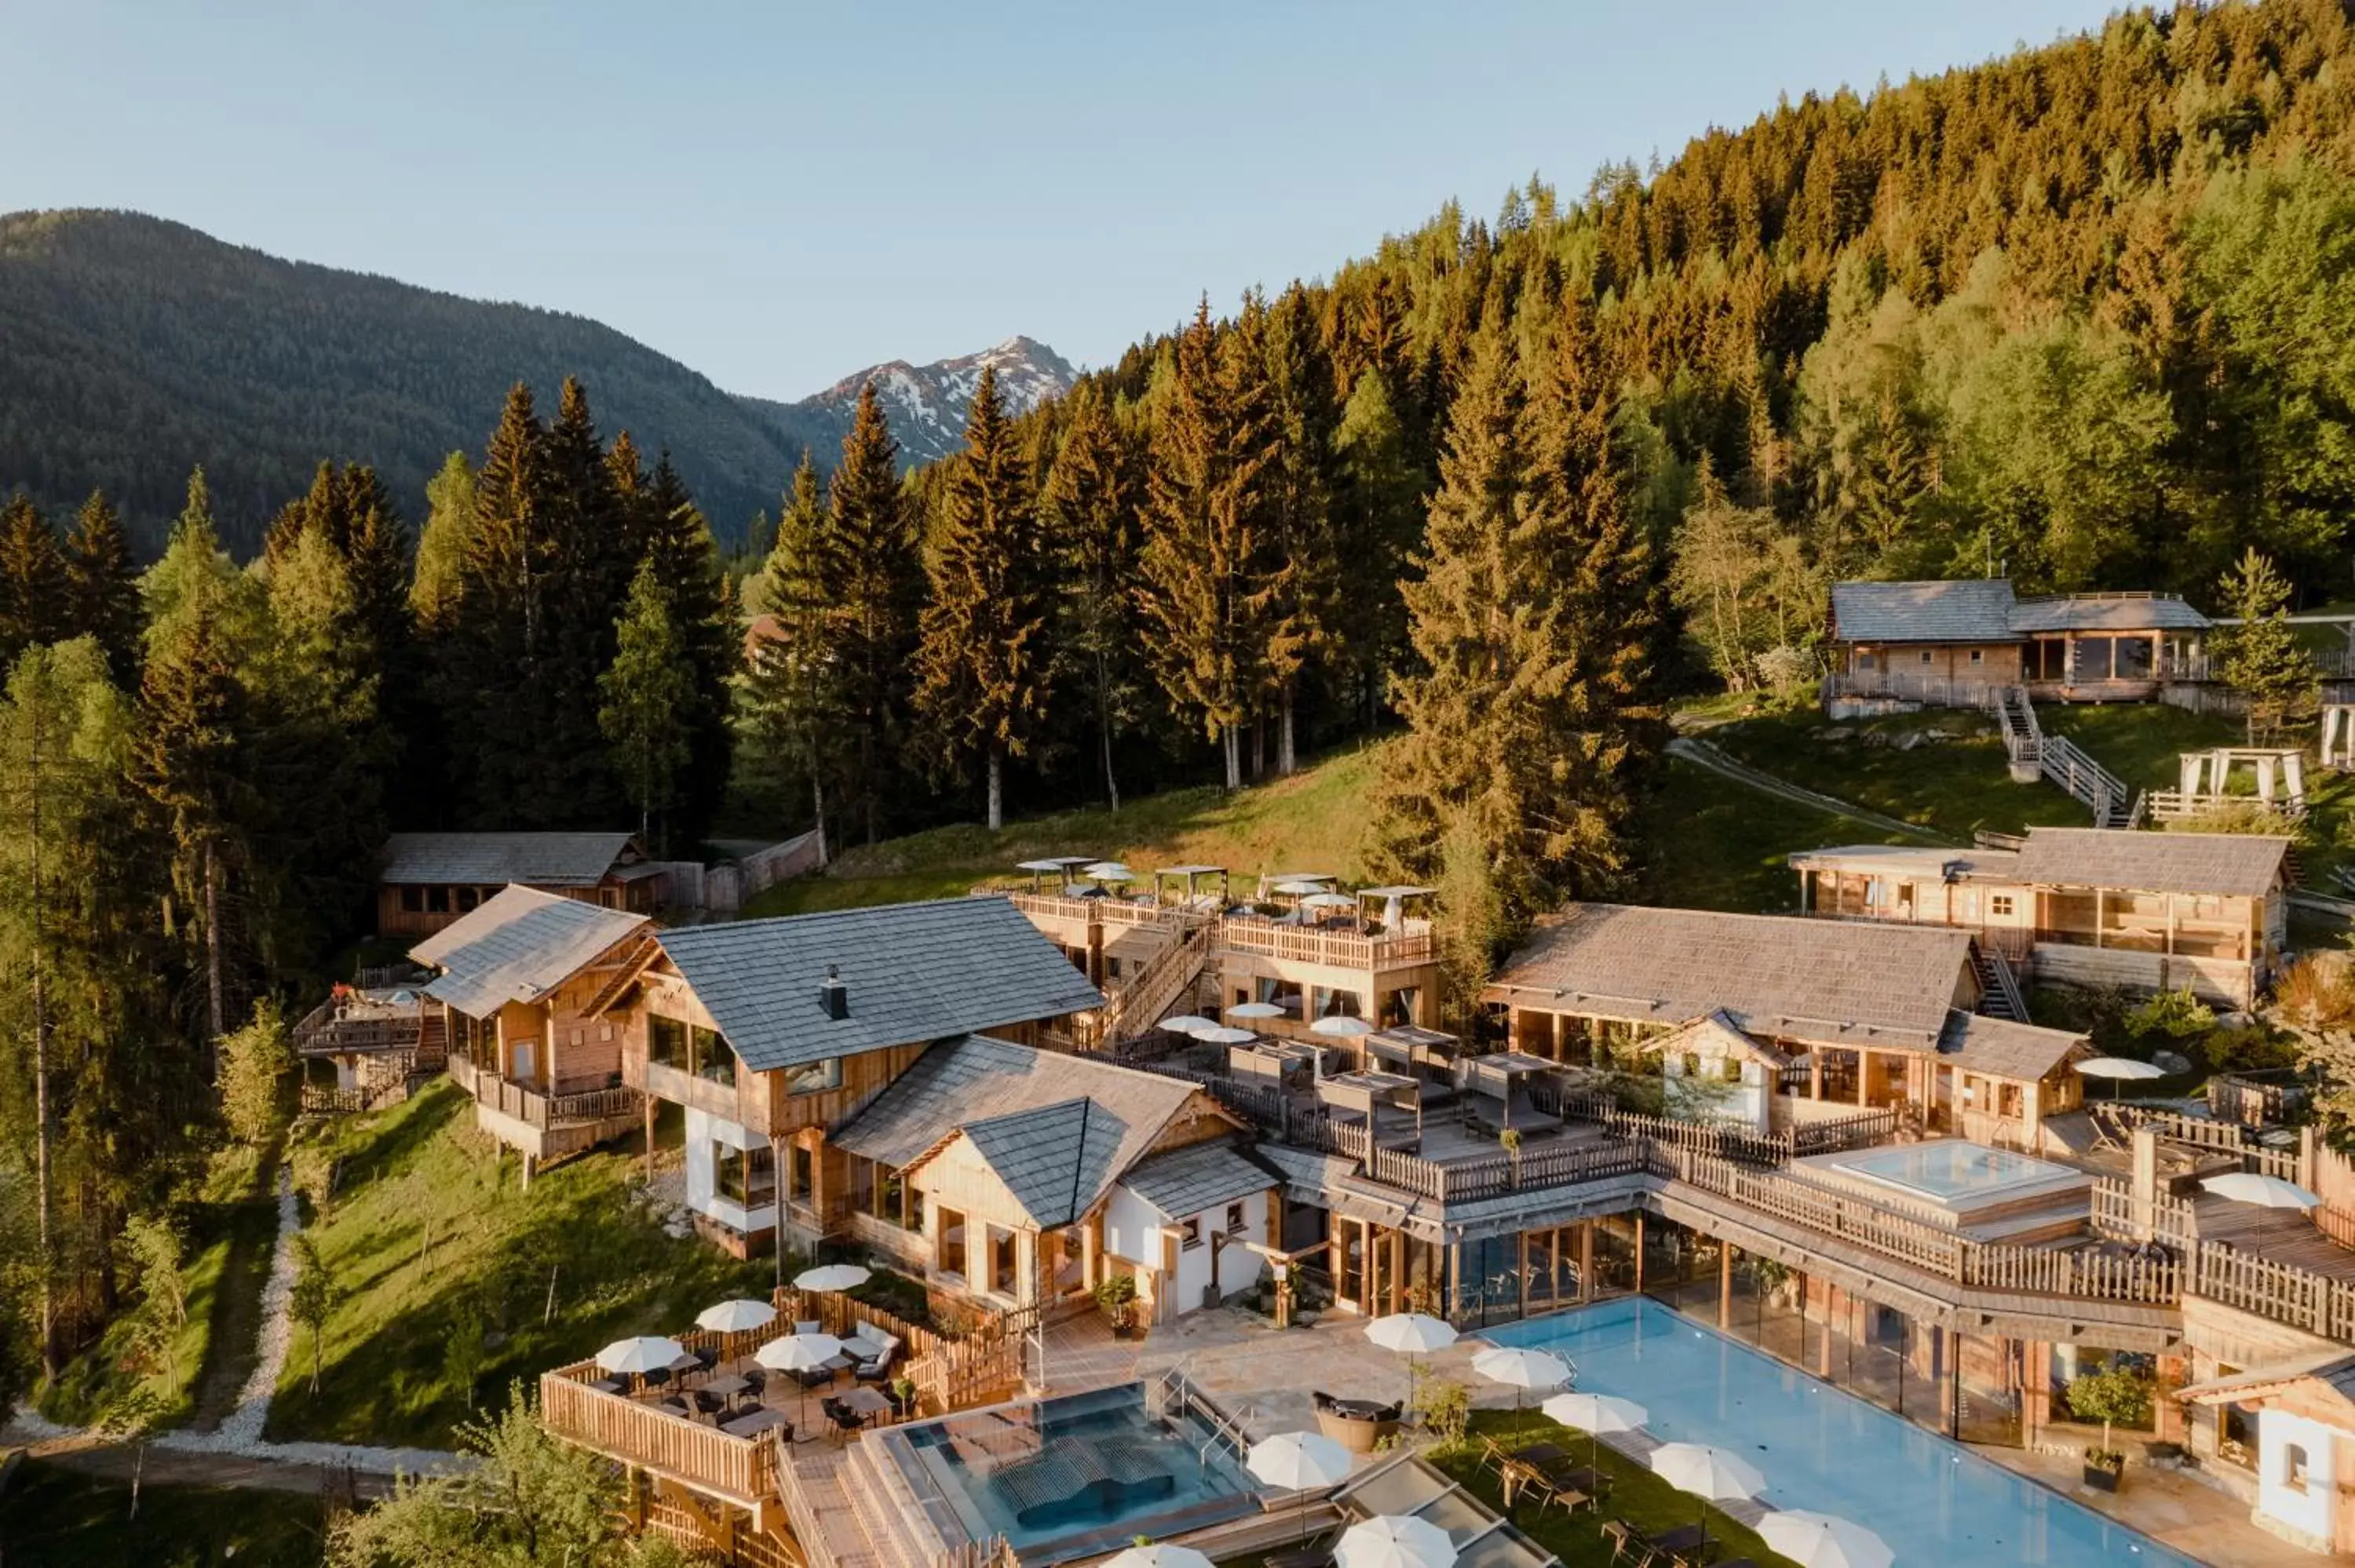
top-left (1792, 826), bottom-right (2294, 1005)
top-left (412, 885), bottom-right (653, 1172)
top-left (2180, 1350), bottom-right (2355, 1555)
top-left (1826, 578), bottom-right (2210, 707)
top-left (378, 831), bottom-right (661, 936)
top-left (1482, 903), bottom-right (2090, 1152)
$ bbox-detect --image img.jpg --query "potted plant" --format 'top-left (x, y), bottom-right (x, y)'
top-left (888, 1375), bottom-right (919, 1420)
top-left (2067, 1366), bottom-right (2155, 1493)
top-left (1094, 1274), bottom-right (1140, 1340)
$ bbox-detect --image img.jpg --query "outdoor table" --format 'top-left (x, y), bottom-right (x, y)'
top-left (721, 1406), bottom-right (792, 1439)
top-left (705, 1373), bottom-right (752, 1404)
top-left (1545, 1465), bottom-right (1604, 1498)
top-left (838, 1386), bottom-right (893, 1424)
top-left (586, 1378), bottom-right (624, 1395)
top-left (1648, 1524), bottom-right (1707, 1562)
top-left (1518, 1442), bottom-right (1570, 1468)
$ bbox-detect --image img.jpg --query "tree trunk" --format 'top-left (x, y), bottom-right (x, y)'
top-left (28, 706), bottom-right (57, 1380)
top-left (1279, 685), bottom-right (1298, 776)
top-left (986, 746), bottom-right (1004, 832)
top-left (811, 776), bottom-right (830, 870)
top-left (1097, 652), bottom-right (1120, 814)
top-left (203, 837), bottom-right (225, 1076)
top-left (1251, 716), bottom-right (1265, 780)
top-left (1221, 725), bottom-right (1241, 791)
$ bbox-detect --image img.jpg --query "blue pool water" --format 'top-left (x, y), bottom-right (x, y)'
top-left (1488, 1298), bottom-right (2198, 1567)
top-left (880, 1383), bottom-right (1260, 1565)
top-left (1833, 1140), bottom-right (2072, 1200)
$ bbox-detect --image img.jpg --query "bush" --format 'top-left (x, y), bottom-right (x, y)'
top-left (1411, 1377), bottom-right (1470, 1449)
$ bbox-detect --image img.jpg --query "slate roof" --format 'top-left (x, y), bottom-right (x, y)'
top-left (1485, 903), bottom-right (1975, 1052)
top-left (1936, 1009), bottom-right (2089, 1082)
top-left (382, 832), bottom-right (640, 888)
top-left (831, 1034), bottom-right (1201, 1224)
top-left (2007, 595), bottom-right (2211, 633)
top-left (1787, 844), bottom-right (2024, 881)
top-left (2012, 826), bottom-right (2291, 899)
top-left (655, 897), bottom-right (1104, 1072)
top-left (1118, 1140), bottom-right (1278, 1220)
top-left (411, 887), bottom-right (650, 1018)
top-left (1831, 579), bottom-right (2020, 644)
top-left (2178, 1351), bottom-right (2355, 1415)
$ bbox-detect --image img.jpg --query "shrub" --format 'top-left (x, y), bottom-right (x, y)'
top-left (1411, 1377), bottom-right (1471, 1449)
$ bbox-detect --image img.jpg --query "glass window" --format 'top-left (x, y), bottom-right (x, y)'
top-left (1991, 895), bottom-right (2015, 917)
top-left (990, 1227), bottom-right (1018, 1294)
top-left (426, 885), bottom-right (450, 913)
top-left (787, 1056), bottom-right (842, 1096)
top-left (692, 1025), bottom-right (736, 1087)
top-left (716, 1143), bottom-right (774, 1204)
top-left (938, 1209), bottom-right (967, 1278)
top-left (455, 886), bottom-right (479, 912)
top-left (649, 1014), bottom-right (688, 1069)
top-left (1968, 648), bottom-right (1984, 665)
top-left (1919, 649), bottom-right (1933, 665)
top-left (2284, 1442), bottom-right (2309, 1492)
top-left (400, 885), bottom-right (424, 913)
top-left (2078, 637), bottom-right (2115, 682)
top-left (789, 1144), bottom-right (812, 1201)
top-left (2116, 636), bottom-right (2153, 680)
top-left (1225, 1202), bottom-right (1247, 1234)
top-left (1181, 1216), bottom-right (1203, 1250)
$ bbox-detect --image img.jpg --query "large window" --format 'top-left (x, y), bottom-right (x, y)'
top-left (716, 1143), bottom-right (774, 1205)
top-left (649, 1014), bottom-right (688, 1070)
top-left (990, 1227), bottom-right (1019, 1295)
top-left (786, 1056), bottom-right (842, 1096)
top-left (692, 1024), bottom-right (736, 1087)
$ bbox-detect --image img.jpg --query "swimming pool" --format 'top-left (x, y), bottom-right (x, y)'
top-left (878, 1382), bottom-right (1261, 1566)
top-left (1831, 1140), bottom-right (2076, 1201)
top-left (1487, 1297), bottom-right (2198, 1566)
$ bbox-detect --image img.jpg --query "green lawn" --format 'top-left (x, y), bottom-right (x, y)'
top-left (1705, 708), bottom-right (2083, 842)
top-left (1427, 1413), bottom-right (1791, 1567)
top-left (745, 743), bottom-right (1389, 917)
top-left (2035, 704), bottom-right (2244, 797)
top-left (265, 1082), bottom-right (772, 1449)
top-left (1634, 755), bottom-right (1915, 915)
top-left (0, 1459), bottom-right (330, 1568)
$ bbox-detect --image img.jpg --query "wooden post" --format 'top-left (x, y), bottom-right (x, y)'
top-left (1718, 1245), bottom-right (1732, 1330)
top-left (1856, 1049), bottom-right (1871, 1107)
top-left (1577, 1223), bottom-right (1594, 1304)
top-left (1448, 1242), bottom-right (1464, 1321)
top-left (643, 1095), bottom-right (657, 1182)
top-left (1809, 1052), bottom-right (1823, 1103)
top-left (1517, 1232), bottom-right (1530, 1318)
top-left (770, 1132), bottom-right (788, 1289)
top-left (1632, 1214), bottom-right (1645, 1295)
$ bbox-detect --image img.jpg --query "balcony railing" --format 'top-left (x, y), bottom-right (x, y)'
top-left (1214, 914), bottom-right (1435, 969)
top-left (449, 1052), bottom-right (640, 1129)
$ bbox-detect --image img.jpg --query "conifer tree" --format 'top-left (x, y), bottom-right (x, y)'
top-left (632, 450), bottom-right (734, 847)
top-left (744, 453), bottom-right (845, 861)
top-left (0, 495), bottom-right (70, 668)
top-left (1330, 370), bottom-right (1422, 729)
top-left (411, 452), bottom-right (479, 633)
top-left (1252, 284), bottom-right (1342, 775)
top-left (598, 556), bottom-right (696, 849)
top-left (534, 378), bottom-right (633, 821)
top-left (2213, 548), bottom-right (2317, 744)
top-left (1044, 387), bottom-right (1144, 811)
top-left (1138, 299), bottom-right (1284, 789)
top-left (826, 383), bottom-right (924, 844)
top-left (915, 366), bottom-right (1051, 830)
top-left (61, 491), bottom-right (141, 687)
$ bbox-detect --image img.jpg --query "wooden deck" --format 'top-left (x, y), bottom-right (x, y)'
top-left (2190, 1195), bottom-right (2355, 1281)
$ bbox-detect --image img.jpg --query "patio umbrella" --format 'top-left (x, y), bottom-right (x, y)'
top-left (1335, 1515), bottom-right (1458, 1568)
top-left (1083, 862), bottom-right (1136, 882)
top-left (1758, 1511), bottom-right (1894, 1568)
top-left (1199, 1026), bottom-right (1258, 1046)
top-left (1366, 1312), bottom-right (1457, 1399)
top-left (2076, 1056), bottom-right (2166, 1100)
top-left (1541, 1391), bottom-right (1647, 1472)
top-left (1299, 892), bottom-right (1358, 911)
top-left (794, 1263), bottom-right (873, 1294)
top-left (1472, 1346), bottom-right (1572, 1431)
top-left (1312, 1016), bottom-right (1374, 1039)
top-left (1159, 1015), bottom-right (1219, 1036)
top-left (595, 1336), bottom-right (686, 1377)
top-left (1272, 879), bottom-right (1331, 897)
top-left (758, 1331), bottom-right (845, 1431)
top-left (1650, 1442), bottom-right (1766, 1561)
top-left (2201, 1170), bottom-right (2322, 1249)
top-left (1247, 1431), bottom-right (1354, 1543)
top-left (695, 1298), bottom-right (777, 1335)
top-left (1228, 1001), bottom-right (1287, 1019)
top-left (1103, 1548), bottom-right (1215, 1568)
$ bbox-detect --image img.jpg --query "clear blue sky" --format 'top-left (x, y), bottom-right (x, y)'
top-left (3, 2), bottom-right (2116, 400)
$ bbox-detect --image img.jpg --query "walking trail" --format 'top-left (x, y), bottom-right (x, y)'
top-left (5, 1165), bottom-right (466, 1494)
top-left (1665, 735), bottom-right (1959, 847)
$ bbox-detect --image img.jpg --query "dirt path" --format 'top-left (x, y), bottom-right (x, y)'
top-left (1665, 735), bottom-right (1959, 847)
top-left (185, 1164), bottom-right (283, 1432)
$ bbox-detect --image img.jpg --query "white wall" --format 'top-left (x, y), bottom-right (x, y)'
top-left (684, 1107), bottom-right (775, 1236)
top-left (1105, 1184), bottom-right (1269, 1315)
top-left (2257, 1409), bottom-right (2339, 1547)
top-left (1103, 1186), bottom-right (1159, 1268)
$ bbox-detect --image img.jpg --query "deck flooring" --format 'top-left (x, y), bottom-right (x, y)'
top-left (2189, 1198), bottom-right (2355, 1281)
top-left (783, 1442), bottom-right (888, 1568)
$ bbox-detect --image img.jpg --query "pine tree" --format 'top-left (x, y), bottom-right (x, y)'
top-left (411, 452), bottom-right (478, 633)
top-left (2213, 548), bottom-right (2317, 744)
top-left (1044, 386), bottom-right (1144, 811)
top-left (535, 378), bottom-right (633, 821)
top-left (61, 491), bottom-right (141, 687)
top-left (633, 450), bottom-right (734, 848)
top-left (1330, 370), bottom-right (1422, 729)
top-left (1252, 284), bottom-right (1342, 775)
top-left (0, 494), bottom-right (69, 669)
top-left (1137, 298), bottom-right (1283, 789)
top-left (598, 557), bottom-right (696, 849)
top-left (826, 383), bottom-right (924, 844)
top-left (915, 366), bottom-right (1052, 830)
top-left (744, 453), bottom-right (845, 861)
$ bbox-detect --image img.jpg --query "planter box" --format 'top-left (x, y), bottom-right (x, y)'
top-left (2082, 1462), bottom-right (2121, 1493)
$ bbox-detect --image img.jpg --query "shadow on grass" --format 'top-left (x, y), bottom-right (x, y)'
top-left (185, 1168), bottom-right (286, 1431)
top-left (0, 1459), bottom-right (330, 1568)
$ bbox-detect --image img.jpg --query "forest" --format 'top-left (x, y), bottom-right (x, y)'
top-left (6, 0), bottom-right (2355, 1426)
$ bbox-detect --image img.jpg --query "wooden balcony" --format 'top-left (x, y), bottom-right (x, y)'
top-left (1215, 915), bottom-right (1435, 972)
top-left (448, 1052), bottom-right (641, 1162)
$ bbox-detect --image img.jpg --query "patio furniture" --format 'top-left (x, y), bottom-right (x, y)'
top-left (1265, 1551), bottom-right (1332, 1568)
top-left (1648, 1524), bottom-right (1707, 1563)
top-left (690, 1390), bottom-right (728, 1420)
top-left (586, 1377), bottom-right (624, 1395)
top-left (794, 1319), bottom-right (823, 1336)
top-left (839, 1385), bottom-right (893, 1423)
top-left (705, 1373), bottom-right (752, 1405)
top-left (821, 1396), bottom-right (868, 1439)
top-left (720, 1405), bottom-right (792, 1439)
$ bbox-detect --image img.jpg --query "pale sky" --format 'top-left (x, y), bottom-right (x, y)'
top-left (2, 2), bottom-right (2119, 399)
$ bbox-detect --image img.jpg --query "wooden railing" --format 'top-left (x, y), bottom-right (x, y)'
top-left (1102, 921), bottom-right (1213, 1042)
top-left (1215, 915), bottom-right (1436, 970)
top-left (451, 1051), bottom-right (640, 1129)
top-left (778, 1286), bottom-right (1030, 1414)
top-left (2090, 1180), bottom-right (2200, 1249)
top-left (1002, 890), bottom-right (1181, 930)
top-left (542, 1356), bottom-right (780, 1505)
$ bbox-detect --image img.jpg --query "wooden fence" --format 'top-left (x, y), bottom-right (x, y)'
top-left (449, 1051), bottom-right (639, 1129)
top-left (778, 1287), bottom-right (1030, 1413)
top-left (542, 1357), bottom-right (780, 1504)
top-left (1214, 915), bottom-right (1435, 968)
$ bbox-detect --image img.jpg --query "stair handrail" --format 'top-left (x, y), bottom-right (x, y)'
top-left (1977, 944), bottom-right (2030, 1023)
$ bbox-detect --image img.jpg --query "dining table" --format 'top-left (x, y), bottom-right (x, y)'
top-left (837, 1386), bottom-right (893, 1424)
top-left (704, 1373), bottom-right (753, 1405)
top-left (721, 1406), bottom-right (792, 1439)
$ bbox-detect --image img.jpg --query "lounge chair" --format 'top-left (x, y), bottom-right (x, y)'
top-left (845, 1323), bottom-right (902, 1384)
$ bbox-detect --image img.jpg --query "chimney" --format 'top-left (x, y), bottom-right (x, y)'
top-left (819, 965), bottom-right (849, 1021)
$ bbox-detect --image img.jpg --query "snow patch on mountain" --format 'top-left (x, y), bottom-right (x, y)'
top-left (733, 336), bottom-right (1078, 472)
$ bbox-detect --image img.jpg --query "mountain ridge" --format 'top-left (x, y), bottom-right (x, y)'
top-left (732, 335), bottom-right (1078, 470)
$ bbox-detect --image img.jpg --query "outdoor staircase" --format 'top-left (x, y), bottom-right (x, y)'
top-left (1973, 946), bottom-right (2029, 1022)
top-left (1992, 686), bottom-right (2140, 827)
top-left (1104, 919), bottom-right (1214, 1045)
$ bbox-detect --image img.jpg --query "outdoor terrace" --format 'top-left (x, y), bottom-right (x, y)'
top-left (447, 1049), bottom-right (642, 1162)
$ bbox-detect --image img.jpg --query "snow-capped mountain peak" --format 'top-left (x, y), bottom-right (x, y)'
top-left (743, 336), bottom-right (1078, 470)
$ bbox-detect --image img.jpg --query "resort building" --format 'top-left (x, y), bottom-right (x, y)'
top-left (1825, 577), bottom-right (2211, 707)
top-left (378, 830), bottom-right (663, 936)
top-left (2180, 1348), bottom-right (2355, 1555)
top-left (1791, 826), bottom-right (2295, 1006)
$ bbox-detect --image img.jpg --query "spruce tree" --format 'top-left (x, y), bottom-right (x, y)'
top-left (62, 490), bottom-right (142, 687)
top-left (915, 366), bottom-right (1051, 830)
top-left (827, 383), bottom-right (924, 844)
top-left (411, 451), bottom-right (478, 633)
top-left (1253, 284), bottom-right (1342, 775)
top-left (599, 556), bottom-right (696, 849)
top-left (744, 452), bottom-right (846, 861)
top-left (633, 450), bottom-right (734, 847)
top-left (2214, 548), bottom-right (2317, 744)
top-left (534, 378), bottom-right (632, 822)
top-left (1044, 386), bottom-right (1144, 811)
top-left (0, 494), bottom-right (69, 669)
top-left (1330, 370), bottom-right (1422, 730)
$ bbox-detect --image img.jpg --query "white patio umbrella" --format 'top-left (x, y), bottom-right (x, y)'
top-left (1312, 1016), bottom-right (1374, 1039)
top-left (794, 1263), bottom-right (873, 1294)
top-left (1472, 1345), bottom-right (1572, 1431)
top-left (695, 1298), bottom-right (777, 1335)
top-left (1083, 861), bottom-right (1136, 882)
top-left (1299, 892), bottom-right (1359, 911)
top-left (1199, 1026), bottom-right (1258, 1046)
top-left (1103, 1548), bottom-right (1215, 1568)
top-left (1651, 1442), bottom-right (1766, 1561)
top-left (1247, 1430), bottom-right (1354, 1542)
top-left (1228, 1001), bottom-right (1287, 1020)
top-left (1759, 1511), bottom-right (1895, 1568)
top-left (596, 1336), bottom-right (686, 1377)
top-left (2201, 1171), bottom-right (2323, 1248)
top-left (1541, 1391), bottom-right (1647, 1471)
top-left (758, 1331), bottom-right (846, 1431)
top-left (1272, 879), bottom-right (1331, 897)
top-left (1159, 1015), bottom-right (1219, 1036)
top-left (1335, 1515), bottom-right (1458, 1568)
top-left (2076, 1056), bottom-right (2167, 1100)
top-left (1367, 1312), bottom-right (1457, 1398)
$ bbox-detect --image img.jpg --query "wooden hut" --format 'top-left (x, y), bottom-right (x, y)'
top-left (378, 831), bottom-right (659, 936)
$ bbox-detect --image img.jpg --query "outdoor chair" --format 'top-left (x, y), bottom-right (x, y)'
top-left (1476, 1435), bottom-right (1513, 1479)
top-left (794, 1365), bottom-right (834, 1390)
top-left (639, 1366), bottom-right (672, 1393)
top-left (794, 1319), bottom-right (823, 1336)
top-left (690, 1391), bottom-right (727, 1421)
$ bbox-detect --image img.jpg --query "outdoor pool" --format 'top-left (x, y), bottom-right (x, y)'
top-left (1487, 1297), bottom-right (2198, 1566)
top-left (878, 1382), bottom-right (1261, 1566)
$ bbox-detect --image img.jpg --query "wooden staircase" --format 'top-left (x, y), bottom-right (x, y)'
top-left (1994, 687), bottom-right (2139, 827)
top-left (1101, 919), bottom-right (1214, 1045)
top-left (1973, 946), bottom-right (2029, 1021)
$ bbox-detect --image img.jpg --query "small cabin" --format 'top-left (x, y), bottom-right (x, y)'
top-left (378, 831), bottom-right (661, 936)
top-left (2180, 1354), bottom-right (2355, 1555)
top-left (1827, 578), bottom-right (2209, 709)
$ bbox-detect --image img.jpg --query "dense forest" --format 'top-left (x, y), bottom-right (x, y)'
top-left (7, 0), bottom-right (2355, 1418)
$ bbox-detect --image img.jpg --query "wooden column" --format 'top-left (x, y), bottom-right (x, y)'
top-left (1857, 1050), bottom-right (1871, 1107)
top-left (1448, 1242), bottom-right (1464, 1321)
top-left (770, 1132), bottom-right (788, 1289)
top-left (1517, 1232), bottom-right (1530, 1318)
top-left (1632, 1214), bottom-right (1645, 1294)
top-left (1718, 1245), bottom-right (1732, 1330)
top-left (1577, 1223), bottom-right (1594, 1304)
top-left (1809, 1052), bottom-right (1824, 1103)
top-left (643, 1095), bottom-right (657, 1181)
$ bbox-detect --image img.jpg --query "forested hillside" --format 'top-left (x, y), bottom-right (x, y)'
top-left (0, 210), bottom-right (799, 553)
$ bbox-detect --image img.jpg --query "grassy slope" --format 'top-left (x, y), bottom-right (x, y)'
top-left (746, 745), bottom-right (1386, 917)
top-left (1633, 754), bottom-right (1911, 915)
top-left (0, 1460), bottom-right (329, 1568)
top-left (265, 1083), bottom-right (770, 1449)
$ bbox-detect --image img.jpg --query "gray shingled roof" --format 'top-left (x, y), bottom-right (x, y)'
top-left (1936, 1009), bottom-right (2088, 1082)
top-left (1118, 1140), bottom-right (1276, 1220)
top-left (655, 897), bottom-right (1104, 1072)
top-left (1486, 904), bottom-right (1975, 1052)
top-left (2012, 827), bottom-right (2291, 899)
top-left (1831, 579), bottom-right (2019, 644)
top-left (831, 1034), bottom-right (1200, 1225)
top-left (381, 832), bottom-right (640, 888)
top-left (2007, 596), bottom-right (2211, 633)
top-left (1787, 844), bottom-right (2023, 881)
top-left (411, 886), bottom-right (650, 1018)
top-left (961, 1099), bottom-right (1131, 1227)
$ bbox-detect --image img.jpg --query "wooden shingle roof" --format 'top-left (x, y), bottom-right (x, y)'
top-left (381, 831), bottom-right (640, 888)
top-left (1486, 903), bottom-right (1975, 1052)
top-left (411, 886), bottom-right (649, 1018)
top-left (2012, 827), bottom-right (2291, 899)
top-left (1936, 1009), bottom-right (2090, 1083)
top-left (1831, 579), bottom-right (2019, 644)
